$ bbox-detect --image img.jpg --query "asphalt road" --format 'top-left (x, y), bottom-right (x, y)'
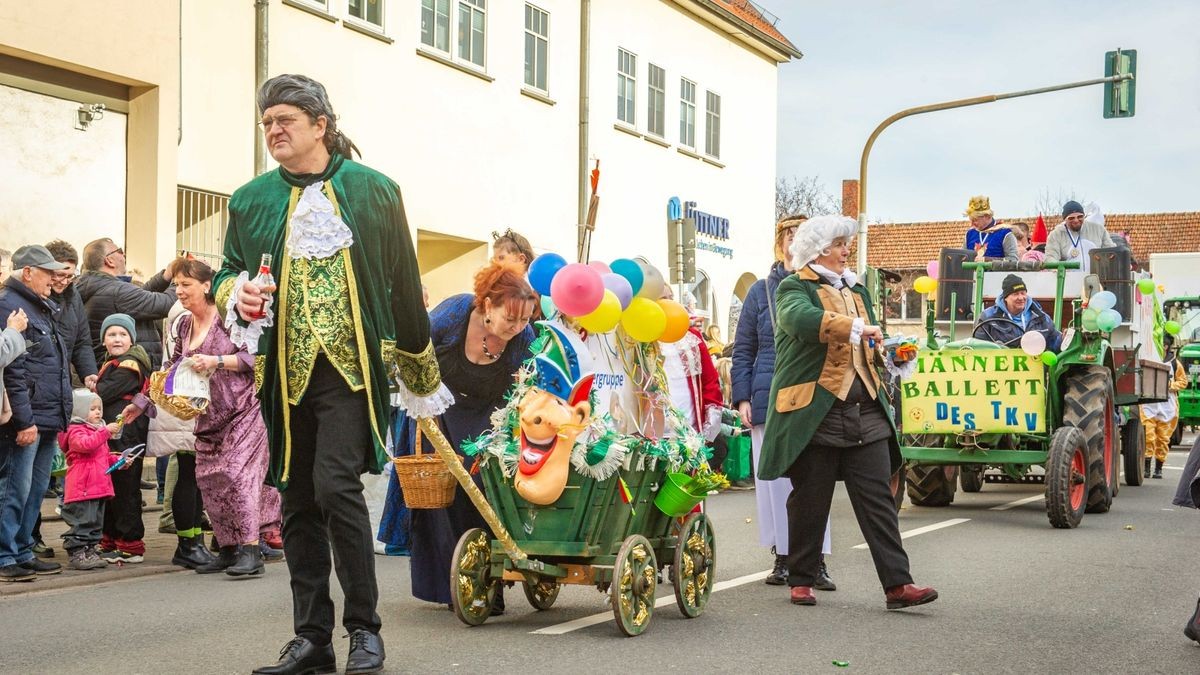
top-left (2, 435), bottom-right (1197, 675)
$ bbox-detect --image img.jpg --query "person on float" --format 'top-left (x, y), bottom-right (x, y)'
top-left (962, 195), bottom-right (1017, 262)
top-left (215, 74), bottom-right (449, 675)
top-left (974, 274), bottom-right (1062, 351)
top-left (732, 215), bottom-right (835, 590)
top-left (757, 214), bottom-right (938, 609)
top-left (1044, 200), bottom-right (1116, 263)
top-left (658, 285), bottom-right (723, 444)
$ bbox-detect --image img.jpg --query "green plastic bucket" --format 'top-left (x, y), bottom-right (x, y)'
top-left (655, 472), bottom-right (705, 516)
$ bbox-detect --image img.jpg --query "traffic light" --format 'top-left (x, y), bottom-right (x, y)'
top-left (1103, 48), bottom-right (1136, 119)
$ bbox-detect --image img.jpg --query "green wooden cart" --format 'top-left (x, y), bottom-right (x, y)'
top-left (448, 446), bottom-right (717, 637)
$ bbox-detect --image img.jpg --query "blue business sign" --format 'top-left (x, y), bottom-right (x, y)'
top-left (685, 201), bottom-right (730, 240)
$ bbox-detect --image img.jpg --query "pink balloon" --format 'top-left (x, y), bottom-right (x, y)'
top-left (587, 260), bottom-right (612, 275)
top-left (550, 263), bottom-right (605, 317)
top-left (926, 260), bottom-right (939, 278)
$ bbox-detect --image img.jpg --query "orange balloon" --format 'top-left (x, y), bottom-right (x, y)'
top-left (657, 299), bottom-right (691, 343)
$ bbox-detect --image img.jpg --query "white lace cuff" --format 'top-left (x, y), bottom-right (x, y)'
top-left (224, 271), bottom-right (274, 355)
top-left (702, 404), bottom-right (723, 442)
top-left (849, 317), bottom-right (865, 344)
top-left (393, 380), bottom-right (455, 418)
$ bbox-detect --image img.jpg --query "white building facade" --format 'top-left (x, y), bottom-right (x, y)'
top-left (2, 0), bottom-right (799, 335)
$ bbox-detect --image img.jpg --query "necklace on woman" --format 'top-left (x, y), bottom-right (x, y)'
top-left (481, 316), bottom-right (503, 361)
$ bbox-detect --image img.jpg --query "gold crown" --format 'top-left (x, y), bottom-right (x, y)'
top-left (964, 195), bottom-right (992, 217)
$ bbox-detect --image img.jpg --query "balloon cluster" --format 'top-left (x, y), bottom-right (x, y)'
top-left (528, 254), bottom-right (691, 342)
top-left (1019, 331), bottom-right (1058, 367)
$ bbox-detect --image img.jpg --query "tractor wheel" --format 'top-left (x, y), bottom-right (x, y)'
top-left (906, 464), bottom-right (959, 507)
top-left (1171, 423), bottom-right (1184, 448)
top-left (1062, 367), bottom-right (1116, 514)
top-left (1045, 427), bottom-right (1088, 528)
top-left (1121, 414), bottom-right (1144, 487)
top-left (960, 466), bottom-right (985, 493)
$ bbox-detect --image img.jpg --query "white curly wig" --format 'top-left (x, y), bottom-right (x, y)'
top-left (790, 214), bottom-right (858, 269)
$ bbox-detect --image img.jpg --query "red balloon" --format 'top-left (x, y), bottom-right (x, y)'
top-left (550, 263), bottom-right (605, 317)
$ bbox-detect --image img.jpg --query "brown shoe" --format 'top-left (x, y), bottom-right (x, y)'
top-left (790, 586), bottom-right (816, 605)
top-left (885, 583), bottom-right (938, 609)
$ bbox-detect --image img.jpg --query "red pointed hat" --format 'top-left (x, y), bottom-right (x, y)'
top-left (1032, 215), bottom-right (1048, 245)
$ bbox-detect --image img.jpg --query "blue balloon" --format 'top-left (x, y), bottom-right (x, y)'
top-left (528, 253), bottom-right (567, 296)
top-left (1090, 290), bottom-right (1117, 312)
top-left (609, 258), bottom-right (644, 296)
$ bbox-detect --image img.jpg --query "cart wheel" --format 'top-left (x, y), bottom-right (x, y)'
top-left (673, 512), bottom-right (715, 618)
top-left (611, 534), bottom-right (657, 637)
top-left (522, 578), bottom-right (561, 610)
top-left (450, 528), bottom-right (498, 626)
top-left (1045, 427), bottom-right (1088, 529)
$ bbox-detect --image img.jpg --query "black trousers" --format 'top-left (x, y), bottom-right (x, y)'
top-left (283, 356), bottom-right (380, 645)
top-left (172, 453), bottom-right (201, 533)
top-left (784, 438), bottom-right (912, 590)
top-left (103, 455), bottom-right (145, 544)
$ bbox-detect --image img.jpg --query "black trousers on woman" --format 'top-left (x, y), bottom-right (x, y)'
top-left (783, 437), bottom-right (913, 589)
top-left (282, 356), bottom-right (380, 646)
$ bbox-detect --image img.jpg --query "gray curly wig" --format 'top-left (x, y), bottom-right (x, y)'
top-left (257, 74), bottom-right (359, 159)
top-left (789, 215), bottom-right (857, 269)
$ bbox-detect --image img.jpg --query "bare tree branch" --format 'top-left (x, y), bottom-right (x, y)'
top-left (776, 175), bottom-right (841, 221)
top-left (1032, 186), bottom-right (1085, 218)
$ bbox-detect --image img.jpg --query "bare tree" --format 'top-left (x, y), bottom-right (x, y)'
top-left (1032, 187), bottom-right (1086, 218)
top-left (776, 175), bottom-right (841, 221)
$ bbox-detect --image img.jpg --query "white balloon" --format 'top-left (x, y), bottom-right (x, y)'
top-left (1020, 330), bottom-right (1047, 357)
top-left (1090, 290), bottom-right (1116, 312)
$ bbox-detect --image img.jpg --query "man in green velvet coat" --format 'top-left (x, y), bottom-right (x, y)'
top-left (757, 214), bottom-right (937, 611)
top-left (215, 74), bottom-right (451, 675)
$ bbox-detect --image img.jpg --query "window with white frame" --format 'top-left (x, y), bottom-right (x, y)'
top-left (705, 90), bottom-right (721, 158)
top-left (420, 0), bottom-right (450, 52)
top-left (647, 64), bottom-right (665, 138)
top-left (679, 78), bottom-right (696, 148)
top-left (349, 0), bottom-right (382, 28)
top-left (524, 4), bottom-right (548, 92)
top-left (617, 48), bottom-right (636, 126)
top-left (457, 0), bottom-right (486, 67)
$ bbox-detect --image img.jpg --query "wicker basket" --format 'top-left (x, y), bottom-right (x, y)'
top-left (393, 426), bottom-right (457, 509)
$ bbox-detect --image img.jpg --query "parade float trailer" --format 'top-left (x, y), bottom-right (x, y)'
top-left (897, 251), bottom-right (1170, 528)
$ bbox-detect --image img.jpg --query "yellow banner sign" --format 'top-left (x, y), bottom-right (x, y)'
top-left (900, 348), bottom-right (1046, 434)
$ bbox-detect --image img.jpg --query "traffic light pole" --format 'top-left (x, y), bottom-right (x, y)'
top-left (855, 72), bottom-right (1133, 275)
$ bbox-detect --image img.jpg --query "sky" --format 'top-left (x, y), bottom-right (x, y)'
top-left (770, 0), bottom-right (1200, 223)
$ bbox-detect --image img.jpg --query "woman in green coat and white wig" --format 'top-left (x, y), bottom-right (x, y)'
top-left (758, 214), bottom-right (938, 610)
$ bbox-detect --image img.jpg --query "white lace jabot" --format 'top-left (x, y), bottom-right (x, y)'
top-left (285, 183), bottom-right (354, 259)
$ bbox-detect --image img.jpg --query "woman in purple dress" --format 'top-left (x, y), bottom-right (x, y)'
top-left (165, 258), bottom-right (269, 577)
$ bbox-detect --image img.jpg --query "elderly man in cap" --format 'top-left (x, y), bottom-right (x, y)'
top-left (974, 274), bottom-right (1062, 351)
top-left (963, 195), bottom-right (1018, 262)
top-left (0, 245), bottom-right (74, 582)
top-left (1044, 200), bottom-right (1116, 263)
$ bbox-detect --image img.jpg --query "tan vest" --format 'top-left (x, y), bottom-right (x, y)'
top-left (817, 285), bottom-right (881, 401)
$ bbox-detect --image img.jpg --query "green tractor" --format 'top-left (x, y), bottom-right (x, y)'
top-left (895, 257), bottom-right (1172, 528)
top-left (1163, 297), bottom-right (1200, 447)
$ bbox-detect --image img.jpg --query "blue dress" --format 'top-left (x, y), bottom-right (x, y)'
top-left (379, 294), bottom-right (533, 605)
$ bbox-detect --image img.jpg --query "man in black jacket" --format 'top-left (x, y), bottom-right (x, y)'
top-left (44, 241), bottom-right (98, 390)
top-left (75, 238), bottom-right (176, 369)
top-left (0, 245), bottom-right (72, 581)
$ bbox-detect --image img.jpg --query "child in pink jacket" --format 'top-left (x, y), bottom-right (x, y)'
top-left (58, 393), bottom-right (121, 571)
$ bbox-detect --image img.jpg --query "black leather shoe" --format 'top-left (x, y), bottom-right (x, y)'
top-left (764, 554), bottom-right (787, 585)
top-left (226, 544), bottom-right (265, 577)
top-left (345, 630), bottom-right (385, 675)
top-left (814, 556), bottom-right (837, 592)
top-left (1185, 598), bottom-right (1200, 643)
top-left (195, 546), bottom-right (237, 574)
top-left (252, 636), bottom-right (336, 675)
top-left (171, 536), bottom-right (215, 569)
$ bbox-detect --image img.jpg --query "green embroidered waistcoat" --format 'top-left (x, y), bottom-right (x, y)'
top-left (284, 251), bottom-right (363, 403)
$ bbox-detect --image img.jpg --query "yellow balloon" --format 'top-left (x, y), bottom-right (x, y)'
top-left (657, 299), bottom-right (691, 343)
top-left (621, 297), bottom-right (667, 342)
top-left (578, 290), bottom-right (621, 333)
top-left (913, 276), bottom-right (937, 295)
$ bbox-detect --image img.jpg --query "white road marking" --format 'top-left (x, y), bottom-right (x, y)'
top-left (529, 568), bottom-right (772, 635)
top-left (1163, 466), bottom-right (1183, 471)
top-left (990, 495), bottom-right (1045, 511)
top-left (851, 518), bottom-right (970, 549)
